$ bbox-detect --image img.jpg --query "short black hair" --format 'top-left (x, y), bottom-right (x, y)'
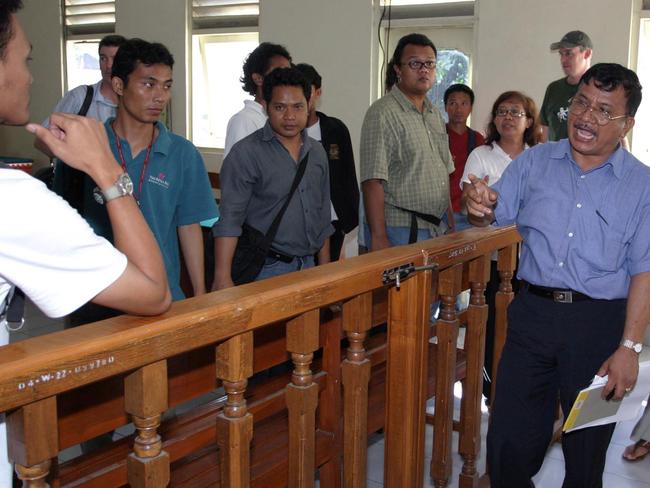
top-left (241, 42), bottom-right (291, 96)
top-left (99, 34), bottom-right (126, 53)
top-left (580, 63), bottom-right (643, 116)
top-left (262, 67), bottom-right (311, 105)
top-left (444, 84), bottom-right (475, 106)
top-left (295, 63), bottom-right (322, 89)
top-left (386, 33), bottom-right (437, 90)
top-left (0, 0), bottom-right (22, 60)
top-left (111, 38), bottom-right (174, 86)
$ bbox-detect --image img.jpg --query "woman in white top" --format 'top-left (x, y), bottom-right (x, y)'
top-left (461, 90), bottom-right (540, 194)
top-left (460, 90), bottom-right (540, 404)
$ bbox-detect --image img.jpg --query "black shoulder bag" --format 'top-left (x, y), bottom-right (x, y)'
top-left (231, 154), bottom-right (309, 285)
top-left (57, 85), bottom-right (94, 212)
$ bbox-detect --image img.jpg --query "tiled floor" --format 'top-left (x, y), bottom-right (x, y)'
top-left (11, 300), bottom-right (650, 486)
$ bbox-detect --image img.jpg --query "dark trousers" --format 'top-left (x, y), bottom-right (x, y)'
top-left (487, 289), bottom-right (626, 488)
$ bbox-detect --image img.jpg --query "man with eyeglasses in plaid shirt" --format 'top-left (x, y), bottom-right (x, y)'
top-left (361, 33), bottom-right (454, 251)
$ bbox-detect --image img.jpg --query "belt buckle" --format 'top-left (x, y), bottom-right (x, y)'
top-left (553, 290), bottom-right (572, 303)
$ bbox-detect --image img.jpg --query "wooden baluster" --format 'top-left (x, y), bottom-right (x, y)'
top-left (318, 305), bottom-right (343, 488)
top-left (458, 255), bottom-right (490, 488)
top-left (431, 264), bottom-right (462, 488)
top-left (215, 332), bottom-right (254, 488)
top-left (286, 309), bottom-right (320, 488)
top-left (384, 267), bottom-right (432, 488)
top-left (7, 396), bottom-right (58, 487)
top-left (341, 292), bottom-right (372, 488)
top-left (124, 360), bottom-right (169, 488)
top-left (490, 244), bottom-right (517, 402)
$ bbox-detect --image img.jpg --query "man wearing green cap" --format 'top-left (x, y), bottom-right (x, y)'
top-left (540, 30), bottom-right (593, 142)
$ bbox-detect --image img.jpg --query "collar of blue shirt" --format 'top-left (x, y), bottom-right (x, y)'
top-left (550, 138), bottom-right (627, 180)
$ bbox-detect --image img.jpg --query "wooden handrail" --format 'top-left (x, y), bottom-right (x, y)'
top-left (0, 225), bottom-right (521, 487)
top-left (0, 226), bottom-right (519, 413)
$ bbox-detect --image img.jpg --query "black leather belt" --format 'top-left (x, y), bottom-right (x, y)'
top-left (267, 248), bottom-right (295, 263)
top-left (524, 282), bottom-right (592, 303)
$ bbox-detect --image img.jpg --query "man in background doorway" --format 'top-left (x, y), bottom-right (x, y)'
top-left (540, 30), bottom-right (592, 142)
top-left (223, 42), bottom-right (291, 157)
top-left (444, 83), bottom-right (484, 231)
top-left (35, 34), bottom-right (126, 156)
top-left (295, 62), bottom-right (359, 260)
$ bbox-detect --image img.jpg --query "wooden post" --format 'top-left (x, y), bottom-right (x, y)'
top-left (341, 292), bottom-right (372, 488)
top-left (431, 264), bottom-right (462, 488)
top-left (458, 255), bottom-right (490, 488)
top-left (215, 332), bottom-right (254, 488)
top-left (490, 244), bottom-right (517, 402)
top-left (7, 396), bottom-right (58, 487)
top-left (384, 268), bottom-right (431, 488)
top-left (286, 309), bottom-right (320, 488)
top-left (124, 360), bottom-right (170, 488)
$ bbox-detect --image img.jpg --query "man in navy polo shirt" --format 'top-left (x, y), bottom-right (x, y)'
top-left (466, 63), bottom-right (649, 487)
top-left (54, 38), bottom-right (217, 313)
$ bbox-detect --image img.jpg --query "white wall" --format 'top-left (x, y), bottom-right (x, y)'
top-left (260, 0), bottom-right (377, 171)
top-left (0, 0), bottom-right (63, 169)
top-left (472, 0), bottom-right (637, 133)
top-left (116, 0), bottom-right (189, 138)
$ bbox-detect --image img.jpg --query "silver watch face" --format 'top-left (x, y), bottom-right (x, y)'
top-left (633, 342), bottom-right (643, 353)
top-left (117, 172), bottom-right (134, 195)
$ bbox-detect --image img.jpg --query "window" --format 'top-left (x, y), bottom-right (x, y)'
top-left (633, 15), bottom-right (650, 162)
top-left (427, 48), bottom-right (470, 116)
top-left (191, 32), bottom-right (259, 148)
top-left (190, 0), bottom-right (260, 149)
top-left (63, 0), bottom-right (116, 91)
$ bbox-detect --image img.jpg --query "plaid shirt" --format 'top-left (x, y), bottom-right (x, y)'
top-left (360, 86), bottom-right (454, 235)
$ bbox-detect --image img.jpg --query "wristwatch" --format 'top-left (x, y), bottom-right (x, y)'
top-left (620, 339), bottom-right (643, 354)
top-left (93, 172), bottom-right (134, 205)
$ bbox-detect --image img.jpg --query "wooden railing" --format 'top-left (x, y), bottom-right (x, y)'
top-left (0, 225), bottom-right (520, 488)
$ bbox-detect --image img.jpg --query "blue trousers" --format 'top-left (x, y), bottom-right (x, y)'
top-left (487, 289), bottom-right (626, 488)
top-left (255, 255), bottom-right (315, 282)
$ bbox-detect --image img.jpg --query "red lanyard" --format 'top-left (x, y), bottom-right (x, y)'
top-left (111, 121), bottom-right (156, 204)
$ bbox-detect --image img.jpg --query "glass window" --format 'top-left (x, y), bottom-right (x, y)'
top-left (65, 39), bottom-right (101, 91)
top-left (427, 48), bottom-right (470, 118)
top-left (191, 32), bottom-right (259, 149)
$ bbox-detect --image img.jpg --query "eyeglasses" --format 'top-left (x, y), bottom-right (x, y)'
top-left (568, 97), bottom-right (628, 126)
top-left (495, 108), bottom-right (527, 118)
top-left (403, 60), bottom-right (436, 71)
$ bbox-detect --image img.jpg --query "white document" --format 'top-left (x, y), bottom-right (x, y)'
top-left (563, 357), bottom-right (650, 433)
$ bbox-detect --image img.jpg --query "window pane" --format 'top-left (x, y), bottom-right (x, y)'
top-left (427, 48), bottom-right (470, 120)
top-left (65, 40), bottom-right (100, 91)
top-left (192, 33), bottom-right (258, 148)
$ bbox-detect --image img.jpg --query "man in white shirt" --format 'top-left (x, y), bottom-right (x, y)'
top-left (223, 42), bottom-right (291, 157)
top-left (0, 2), bottom-right (170, 484)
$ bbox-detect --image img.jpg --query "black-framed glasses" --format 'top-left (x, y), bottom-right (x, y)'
top-left (403, 60), bottom-right (436, 71)
top-left (568, 97), bottom-right (628, 126)
top-left (495, 108), bottom-right (527, 118)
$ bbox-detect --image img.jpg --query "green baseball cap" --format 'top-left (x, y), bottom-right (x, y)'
top-left (550, 30), bottom-right (593, 50)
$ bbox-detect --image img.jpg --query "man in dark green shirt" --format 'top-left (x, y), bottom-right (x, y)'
top-left (540, 30), bottom-right (592, 141)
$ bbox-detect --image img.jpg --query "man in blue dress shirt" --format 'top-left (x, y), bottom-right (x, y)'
top-left (466, 63), bottom-right (649, 487)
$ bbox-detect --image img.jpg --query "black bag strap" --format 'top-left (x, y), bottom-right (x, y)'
top-left (262, 154), bottom-right (310, 246)
top-left (0, 161), bottom-right (26, 331)
top-left (78, 85), bottom-right (94, 116)
top-left (391, 204), bottom-right (441, 244)
top-left (467, 128), bottom-right (477, 153)
top-left (57, 85), bottom-right (95, 213)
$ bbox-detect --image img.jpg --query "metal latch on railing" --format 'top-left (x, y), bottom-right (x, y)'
top-left (381, 262), bottom-right (438, 289)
